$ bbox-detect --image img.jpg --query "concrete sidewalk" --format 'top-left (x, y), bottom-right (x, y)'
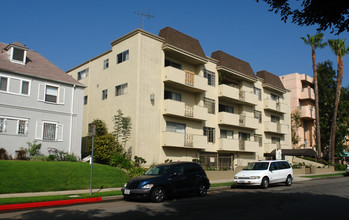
top-left (2, 172), bottom-right (342, 199)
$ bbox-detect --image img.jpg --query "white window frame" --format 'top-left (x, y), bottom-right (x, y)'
top-left (0, 116), bottom-right (29, 135)
top-left (38, 83), bottom-right (65, 104)
top-left (0, 74), bottom-right (31, 96)
top-left (17, 119), bottom-right (28, 135)
top-left (115, 83), bottom-right (128, 96)
top-left (166, 121), bottom-right (186, 133)
top-left (9, 47), bottom-right (27, 65)
top-left (36, 121), bottom-right (63, 142)
top-left (0, 118), bottom-right (7, 133)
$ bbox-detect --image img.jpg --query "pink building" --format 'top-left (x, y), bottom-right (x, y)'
top-left (280, 73), bottom-right (315, 148)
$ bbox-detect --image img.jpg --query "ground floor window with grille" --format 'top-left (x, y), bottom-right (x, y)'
top-left (36, 121), bottom-right (63, 141)
top-left (0, 117), bottom-right (28, 135)
top-left (204, 127), bottom-right (215, 143)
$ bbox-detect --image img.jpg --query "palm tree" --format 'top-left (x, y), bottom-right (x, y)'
top-left (301, 33), bottom-right (327, 159)
top-left (328, 39), bottom-right (349, 163)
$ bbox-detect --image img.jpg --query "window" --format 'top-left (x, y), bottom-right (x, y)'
top-left (239, 132), bottom-right (250, 141)
top-left (117, 50), bottom-right (129, 64)
top-left (0, 76), bottom-right (8, 91)
top-left (21, 81), bottom-right (29, 95)
top-left (272, 137), bottom-right (281, 144)
top-left (12, 48), bottom-right (25, 62)
top-left (254, 110), bottom-right (262, 123)
top-left (219, 104), bottom-right (234, 113)
top-left (77, 68), bottom-right (89, 80)
top-left (115, 83), bottom-right (128, 96)
top-left (103, 59), bottom-right (109, 69)
top-left (102, 89), bottom-right (108, 100)
top-left (84, 96), bottom-right (88, 105)
top-left (204, 97), bottom-right (215, 114)
top-left (271, 93), bottom-right (280, 103)
top-left (204, 127), bottom-right (215, 143)
top-left (204, 70), bottom-right (215, 86)
top-left (164, 90), bottom-right (181, 101)
top-left (43, 123), bottom-right (56, 141)
top-left (220, 130), bottom-right (234, 139)
top-left (0, 118), bottom-right (6, 133)
top-left (17, 120), bottom-right (27, 135)
top-left (255, 134), bottom-right (262, 147)
top-left (254, 87), bottom-right (261, 101)
top-left (166, 121), bottom-right (185, 133)
top-left (45, 85), bottom-right (58, 103)
top-left (271, 115), bottom-right (280, 123)
top-left (165, 59), bottom-right (182, 69)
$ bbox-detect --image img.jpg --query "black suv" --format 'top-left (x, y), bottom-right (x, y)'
top-left (122, 162), bottom-right (210, 202)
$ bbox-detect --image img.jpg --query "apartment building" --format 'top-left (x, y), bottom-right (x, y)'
top-left (67, 27), bottom-right (291, 169)
top-left (280, 73), bottom-right (315, 148)
top-left (0, 42), bottom-right (85, 158)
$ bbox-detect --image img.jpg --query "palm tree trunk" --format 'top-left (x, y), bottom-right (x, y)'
top-left (312, 47), bottom-right (321, 159)
top-left (329, 55), bottom-right (344, 163)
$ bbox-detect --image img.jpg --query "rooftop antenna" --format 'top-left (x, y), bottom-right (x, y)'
top-left (135, 11), bottom-right (154, 30)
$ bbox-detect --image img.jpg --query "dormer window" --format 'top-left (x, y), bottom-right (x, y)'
top-left (5, 42), bottom-right (28, 65)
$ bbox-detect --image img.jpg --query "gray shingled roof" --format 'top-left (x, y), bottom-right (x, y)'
top-left (211, 50), bottom-right (257, 80)
top-left (159, 27), bottom-right (206, 60)
top-left (256, 70), bottom-right (286, 91)
top-left (0, 42), bottom-right (83, 86)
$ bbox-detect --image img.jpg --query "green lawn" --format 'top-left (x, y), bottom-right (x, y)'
top-left (0, 160), bottom-right (130, 194)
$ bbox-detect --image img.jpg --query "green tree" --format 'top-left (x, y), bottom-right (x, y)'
top-left (301, 33), bottom-right (327, 158)
top-left (317, 61), bottom-right (349, 161)
top-left (113, 109), bottom-right (132, 147)
top-left (328, 39), bottom-right (349, 163)
top-left (291, 109), bottom-right (302, 148)
top-left (257, 0), bottom-right (349, 34)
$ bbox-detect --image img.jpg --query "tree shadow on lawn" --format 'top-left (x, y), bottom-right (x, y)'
top-left (3, 190), bottom-right (348, 220)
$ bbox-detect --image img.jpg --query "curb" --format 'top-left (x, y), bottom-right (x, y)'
top-left (0, 197), bottom-right (102, 212)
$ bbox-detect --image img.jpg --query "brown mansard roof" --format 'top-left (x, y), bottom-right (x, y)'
top-left (257, 70), bottom-right (286, 92)
top-left (211, 50), bottom-right (257, 80)
top-left (159, 27), bottom-right (206, 60)
top-left (0, 42), bottom-right (83, 86)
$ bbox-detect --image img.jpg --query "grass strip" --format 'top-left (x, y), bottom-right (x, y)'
top-left (210, 182), bottom-right (234, 187)
top-left (301, 172), bottom-right (346, 178)
top-left (0, 191), bottom-right (123, 205)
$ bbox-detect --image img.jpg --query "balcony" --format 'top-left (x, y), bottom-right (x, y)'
top-left (163, 99), bottom-right (208, 121)
top-left (163, 67), bottom-right (207, 93)
top-left (264, 143), bottom-right (288, 153)
top-left (162, 132), bottom-right (207, 149)
top-left (264, 122), bottom-right (289, 134)
top-left (239, 140), bottom-right (259, 152)
top-left (219, 138), bottom-right (239, 151)
top-left (218, 112), bottom-right (258, 130)
top-left (300, 88), bottom-right (315, 100)
top-left (264, 99), bottom-right (288, 113)
top-left (300, 74), bottom-right (313, 84)
top-left (218, 84), bottom-right (258, 105)
top-left (300, 106), bottom-right (315, 120)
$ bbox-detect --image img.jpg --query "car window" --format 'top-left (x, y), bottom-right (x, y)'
top-left (171, 164), bottom-right (184, 176)
top-left (145, 165), bottom-right (171, 175)
top-left (183, 163), bottom-right (195, 175)
top-left (270, 162), bottom-right (278, 171)
top-left (243, 162), bottom-right (269, 170)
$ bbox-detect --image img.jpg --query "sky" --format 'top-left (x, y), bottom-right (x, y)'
top-left (1, 0), bottom-right (348, 87)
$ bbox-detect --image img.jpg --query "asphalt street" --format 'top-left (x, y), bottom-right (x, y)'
top-left (1, 177), bottom-right (348, 220)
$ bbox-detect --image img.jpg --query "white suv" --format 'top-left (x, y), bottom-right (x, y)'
top-left (234, 160), bottom-right (293, 189)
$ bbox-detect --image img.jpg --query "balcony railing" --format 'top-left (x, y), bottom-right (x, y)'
top-left (300, 106), bottom-right (315, 119)
top-left (163, 67), bottom-right (206, 92)
top-left (264, 121), bottom-right (288, 134)
top-left (264, 99), bottom-right (288, 113)
top-left (218, 112), bottom-right (258, 129)
top-left (218, 84), bottom-right (258, 105)
top-left (163, 99), bottom-right (207, 121)
top-left (162, 131), bottom-right (207, 149)
top-left (300, 88), bottom-right (315, 100)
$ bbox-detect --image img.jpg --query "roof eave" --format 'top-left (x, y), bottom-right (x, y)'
top-left (216, 65), bottom-right (257, 83)
top-left (162, 43), bottom-right (208, 65)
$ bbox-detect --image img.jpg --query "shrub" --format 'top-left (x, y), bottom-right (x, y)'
top-left (90, 134), bottom-right (120, 165)
top-left (134, 156), bottom-right (146, 167)
top-left (48, 147), bottom-right (67, 161)
top-left (25, 140), bottom-right (41, 157)
top-left (109, 152), bottom-right (133, 170)
top-left (128, 167), bottom-right (147, 177)
top-left (64, 153), bottom-right (78, 162)
top-left (30, 155), bottom-right (48, 161)
top-left (0, 148), bottom-right (9, 160)
top-left (335, 164), bottom-right (347, 171)
top-left (16, 149), bottom-right (27, 160)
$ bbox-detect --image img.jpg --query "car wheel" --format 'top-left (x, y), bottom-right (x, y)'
top-left (151, 187), bottom-right (166, 203)
top-left (261, 177), bottom-right (269, 189)
top-left (285, 175), bottom-right (292, 186)
top-left (197, 182), bottom-right (208, 197)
